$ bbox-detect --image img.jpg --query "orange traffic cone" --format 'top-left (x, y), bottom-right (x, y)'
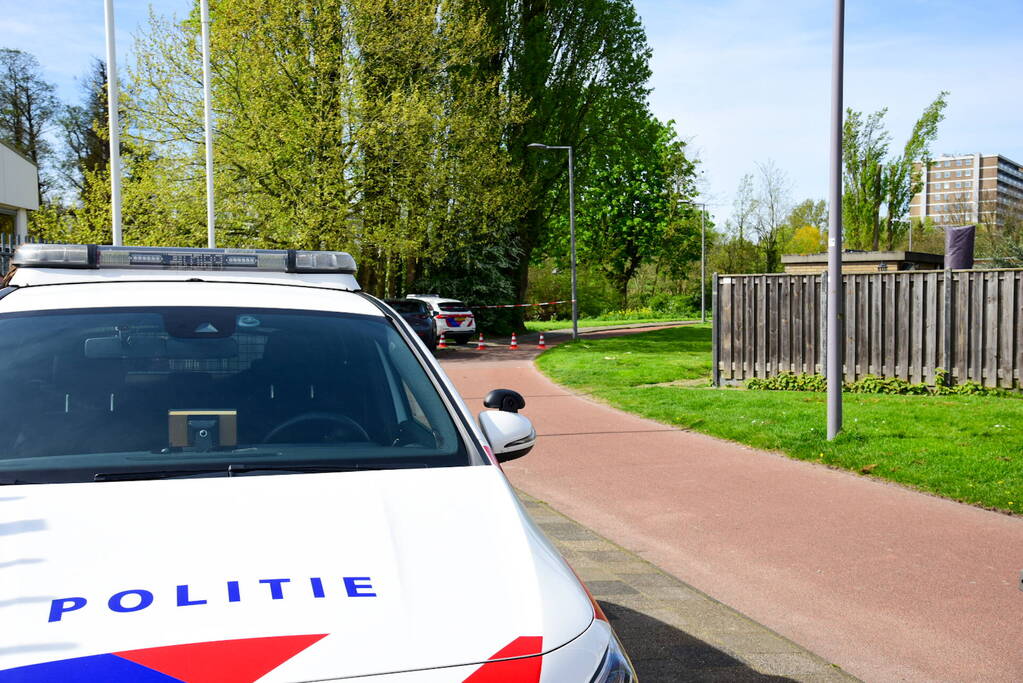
top-left (437, 332), bottom-right (447, 349)
top-left (477, 333), bottom-right (486, 350)
top-left (509, 333), bottom-right (519, 350)
top-left (537, 334), bottom-right (546, 350)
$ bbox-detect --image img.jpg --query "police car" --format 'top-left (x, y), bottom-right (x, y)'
top-left (405, 295), bottom-right (476, 345)
top-left (0, 244), bottom-right (636, 683)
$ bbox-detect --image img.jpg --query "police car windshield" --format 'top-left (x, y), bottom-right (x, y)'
top-left (0, 307), bottom-right (469, 484)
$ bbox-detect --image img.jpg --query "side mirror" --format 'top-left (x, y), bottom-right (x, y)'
top-left (483, 388), bottom-right (526, 413)
top-left (478, 410), bottom-right (536, 463)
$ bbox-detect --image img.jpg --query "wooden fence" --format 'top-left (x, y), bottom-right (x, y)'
top-left (711, 269), bottom-right (1023, 389)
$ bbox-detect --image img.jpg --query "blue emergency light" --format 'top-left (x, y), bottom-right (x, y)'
top-left (12, 244), bottom-right (357, 274)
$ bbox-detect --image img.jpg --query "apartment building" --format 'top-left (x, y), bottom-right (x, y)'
top-left (909, 153), bottom-right (1023, 226)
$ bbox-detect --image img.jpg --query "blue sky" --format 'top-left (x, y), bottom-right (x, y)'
top-left (3, 0), bottom-right (1021, 226)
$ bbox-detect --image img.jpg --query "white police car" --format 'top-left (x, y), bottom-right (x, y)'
top-left (0, 245), bottom-right (636, 682)
top-left (405, 295), bottom-right (476, 345)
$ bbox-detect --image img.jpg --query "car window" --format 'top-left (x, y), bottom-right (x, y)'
top-left (438, 302), bottom-right (469, 312)
top-left (386, 300), bottom-right (425, 314)
top-left (0, 307), bottom-right (469, 484)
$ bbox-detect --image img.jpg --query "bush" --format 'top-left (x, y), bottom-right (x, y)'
top-left (646, 292), bottom-right (699, 319)
top-left (746, 371), bottom-right (1018, 397)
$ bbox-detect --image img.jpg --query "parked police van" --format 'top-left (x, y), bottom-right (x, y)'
top-left (0, 244), bottom-right (636, 682)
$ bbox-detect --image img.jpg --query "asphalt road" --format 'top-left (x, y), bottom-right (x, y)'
top-left (440, 330), bottom-right (1023, 683)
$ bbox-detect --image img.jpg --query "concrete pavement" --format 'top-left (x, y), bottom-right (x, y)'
top-left (522, 492), bottom-right (855, 681)
top-left (441, 341), bottom-right (1023, 682)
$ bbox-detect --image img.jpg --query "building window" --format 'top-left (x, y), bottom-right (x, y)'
top-left (944, 182), bottom-right (950, 189)
top-left (955, 159), bottom-right (962, 166)
top-left (955, 170), bottom-right (962, 177)
top-left (965, 170), bottom-right (972, 177)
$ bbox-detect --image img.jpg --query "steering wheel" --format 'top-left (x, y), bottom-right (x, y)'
top-left (262, 412), bottom-right (371, 444)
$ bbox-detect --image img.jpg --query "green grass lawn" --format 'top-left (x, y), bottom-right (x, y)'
top-left (524, 315), bottom-right (696, 332)
top-left (535, 325), bottom-right (1023, 513)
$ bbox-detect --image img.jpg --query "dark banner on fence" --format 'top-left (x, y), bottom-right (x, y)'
top-left (712, 269), bottom-right (1022, 389)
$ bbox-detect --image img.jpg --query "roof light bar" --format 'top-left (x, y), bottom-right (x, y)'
top-left (13, 244), bottom-right (356, 275)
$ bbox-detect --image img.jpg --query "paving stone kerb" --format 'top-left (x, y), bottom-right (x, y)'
top-left (442, 348), bottom-right (1023, 683)
top-left (521, 492), bottom-right (856, 682)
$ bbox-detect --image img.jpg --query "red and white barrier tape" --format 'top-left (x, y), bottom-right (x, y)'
top-left (474, 299), bottom-right (575, 309)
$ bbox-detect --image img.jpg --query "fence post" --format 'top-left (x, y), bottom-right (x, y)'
top-left (712, 273), bottom-right (721, 387)
top-left (943, 268), bottom-right (953, 385)
top-left (819, 271), bottom-right (828, 376)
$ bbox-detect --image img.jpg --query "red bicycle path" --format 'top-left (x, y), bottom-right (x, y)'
top-left (440, 329), bottom-right (1023, 682)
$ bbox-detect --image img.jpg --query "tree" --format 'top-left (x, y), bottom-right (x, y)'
top-left (0, 48), bottom-right (60, 199)
top-left (784, 225), bottom-right (824, 255)
top-left (566, 110), bottom-right (698, 304)
top-left (731, 173), bottom-right (757, 242)
top-left (58, 59), bottom-right (111, 196)
top-left (785, 199), bottom-right (827, 233)
top-left (781, 199), bottom-right (827, 255)
top-left (480, 0), bottom-right (656, 305)
top-left (126, 0), bottom-right (527, 298)
top-left (842, 109), bottom-right (889, 250)
top-left (842, 93), bottom-right (947, 250)
top-left (751, 160), bottom-right (791, 273)
top-left (985, 205), bottom-right (1023, 267)
top-left (707, 173), bottom-right (761, 275)
top-left (880, 93), bottom-right (948, 250)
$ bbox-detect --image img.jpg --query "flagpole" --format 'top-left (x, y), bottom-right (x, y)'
top-left (103, 0), bottom-right (123, 246)
top-left (199, 0), bottom-right (216, 248)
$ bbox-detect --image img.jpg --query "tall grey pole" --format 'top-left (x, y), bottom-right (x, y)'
top-left (527, 143), bottom-right (579, 338)
top-left (827, 0), bottom-right (845, 440)
top-left (568, 146), bottom-right (578, 340)
top-left (700, 207), bottom-right (706, 323)
top-left (103, 0), bottom-right (123, 246)
top-left (199, 0), bottom-right (216, 248)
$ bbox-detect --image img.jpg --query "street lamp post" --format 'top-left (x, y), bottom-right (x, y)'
top-left (827, 0), bottom-right (845, 440)
top-left (528, 143), bottom-right (578, 340)
top-left (681, 201), bottom-right (708, 323)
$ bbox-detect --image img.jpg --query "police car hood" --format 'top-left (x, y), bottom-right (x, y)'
top-left (0, 466), bottom-right (594, 681)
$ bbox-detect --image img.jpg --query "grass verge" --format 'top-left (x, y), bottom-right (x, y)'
top-left (535, 325), bottom-right (1023, 513)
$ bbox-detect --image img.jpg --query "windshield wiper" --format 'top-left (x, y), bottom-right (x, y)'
top-left (225, 463), bottom-right (425, 475)
top-left (94, 468), bottom-right (226, 482)
top-left (94, 462), bottom-right (423, 482)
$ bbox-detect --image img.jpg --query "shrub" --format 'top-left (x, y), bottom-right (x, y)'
top-left (746, 371), bottom-right (1017, 397)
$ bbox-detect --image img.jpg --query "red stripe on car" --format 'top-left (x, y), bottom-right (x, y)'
top-left (462, 636), bottom-right (543, 683)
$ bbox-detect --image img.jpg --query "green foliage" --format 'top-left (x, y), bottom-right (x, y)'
top-left (644, 293), bottom-right (699, 319)
top-left (747, 371), bottom-right (1016, 397)
top-left (119, 0), bottom-right (528, 298)
top-left (525, 260), bottom-right (623, 319)
top-left (843, 93), bottom-right (948, 250)
top-left (552, 112), bottom-right (700, 304)
top-left (21, 1), bottom-right (676, 316)
top-left (747, 373), bottom-right (827, 392)
top-left (784, 224), bottom-right (824, 255)
top-left (484, 0), bottom-right (665, 305)
top-left (57, 59), bottom-right (110, 195)
top-left (782, 199), bottom-right (827, 255)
